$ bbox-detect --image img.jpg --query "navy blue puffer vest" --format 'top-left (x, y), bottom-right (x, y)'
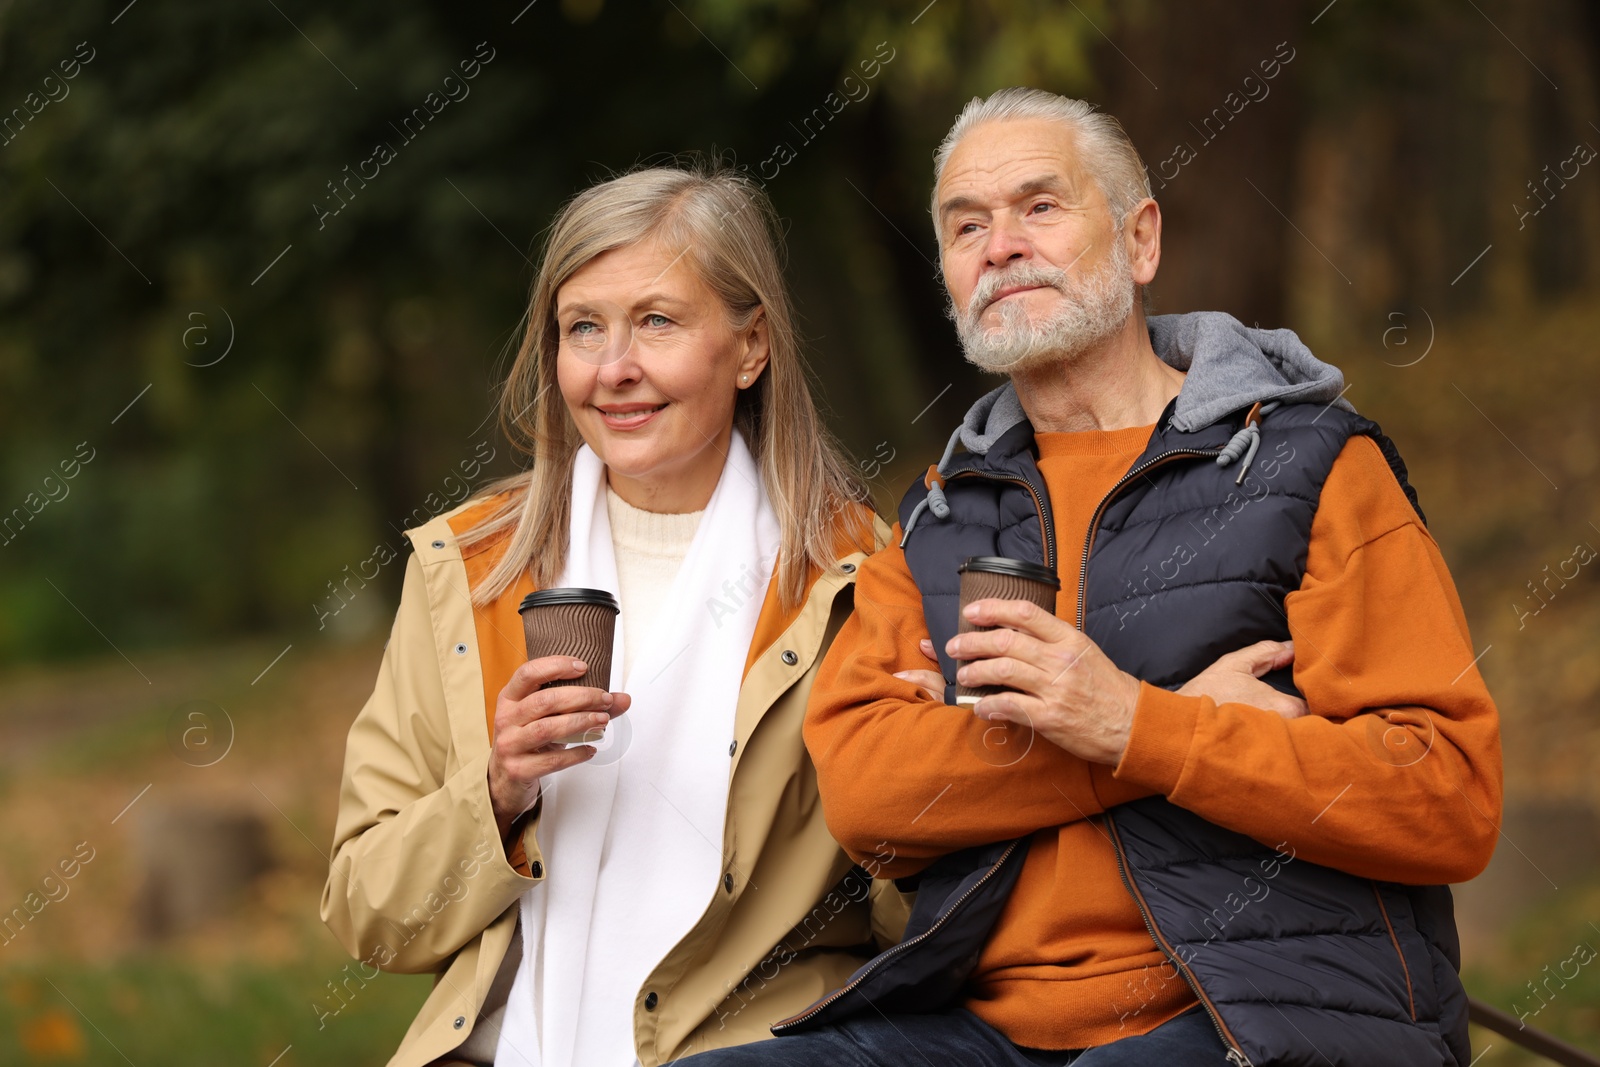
top-left (774, 398), bottom-right (1467, 1067)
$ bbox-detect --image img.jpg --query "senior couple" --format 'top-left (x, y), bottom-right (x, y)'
top-left (323, 87), bottom-right (1501, 1067)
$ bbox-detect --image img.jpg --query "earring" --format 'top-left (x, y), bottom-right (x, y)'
top-left (741, 374), bottom-right (749, 384)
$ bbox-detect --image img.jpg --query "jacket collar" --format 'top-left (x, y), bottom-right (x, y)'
top-left (411, 489), bottom-right (880, 752)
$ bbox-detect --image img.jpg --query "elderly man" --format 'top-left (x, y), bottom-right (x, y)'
top-left (685, 88), bottom-right (1501, 1066)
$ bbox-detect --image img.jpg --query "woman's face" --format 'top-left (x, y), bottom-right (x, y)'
top-left (555, 238), bottom-right (768, 513)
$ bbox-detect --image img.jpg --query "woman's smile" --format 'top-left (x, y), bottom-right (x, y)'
top-left (556, 236), bottom-right (766, 512)
top-left (593, 399), bottom-right (669, 431)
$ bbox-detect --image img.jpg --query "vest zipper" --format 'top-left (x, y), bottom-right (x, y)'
top-left (1106, 814), bottom-right (1254, 1066)
top-left (1372, 886), bottom-right (1418, 1020)
top-left (941, 440), bottom-right (1245, 1059)
top-left (768, 837), bottom-right (1026, 1033)
top-left (1087, 443), bottom-right (1249, 1063)
top-left (1074, 448), bottom-right (1225, 629)
top-left (945, 470), bottom-right (1057, 571)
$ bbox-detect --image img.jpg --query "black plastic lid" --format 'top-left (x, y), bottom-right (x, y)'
top-left (958, 556), bottom-right (1061, 588)
top-left (518, 587), bottom-right (620, 613)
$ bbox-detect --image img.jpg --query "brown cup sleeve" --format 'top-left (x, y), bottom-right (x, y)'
top-left (954, 571), bottom-right (1059, 704)
top-left (520, 601), bottom-right (617, 743)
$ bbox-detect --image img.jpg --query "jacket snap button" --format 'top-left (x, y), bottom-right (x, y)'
top-left (723, 871), bottom-right (735, 893)
top-left (728, 740), bottom-right (737, 757)
top-left (432, 539), bottom-right (447, 549)
top-left (644, 991), bottom-right (658, 1011)
top-left (781, 649), bottom-right (798, 666)
top-left (841, 562), bottom-right (856, 573)
top-left (454, 642), bottom-right (468, 655)
top-left (529, 860), bottom-right (543, 878)
top-left (453, 1016), bottom-right (465, 1029)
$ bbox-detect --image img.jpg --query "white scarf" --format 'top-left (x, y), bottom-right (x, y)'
top-left (494, 428), bottom-right (779, 1067)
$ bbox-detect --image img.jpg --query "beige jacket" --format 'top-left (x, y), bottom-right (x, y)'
top-left (320, 490), bottom-right (911, 1066)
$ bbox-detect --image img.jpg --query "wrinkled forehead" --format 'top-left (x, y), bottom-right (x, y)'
top-left (937, 119), bottom-right (1102, 223)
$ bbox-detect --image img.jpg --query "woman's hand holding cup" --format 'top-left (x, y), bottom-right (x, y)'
top-left (488, 655), bottom-right (631, 840)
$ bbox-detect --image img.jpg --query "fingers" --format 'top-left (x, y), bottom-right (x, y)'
top-left (495, 737), bottom-right (599, 794)
top-left (515, 709), bottom-right (616, 752)
top-left (945, 618), bottom-right (1088, 697)
top-left (512, 737), bottom-right (599, 774)
top-left (489, 725), bottom-right (606, 828)
top-left (918, 638), bottom-right (938, 663)
top-left (1269, 694), bottom-right (1310, 720)
top-left (1248, 639), bottom-right (1295, 676)
top-left (953, 652), bottom-right (1061, 701)
top-left (498, 683), bottom-right (616, 734)
top-left (893, 668), bottom-right (945, 701)
top-left (945, 624), bottom-right (1059, 673)
top-left (959, 597), bottom-right (1068, 642)
top-left (1208, 639), bottom-right (1294, 678)
top-left (488, 683), bottom-right (634, 827)
top-left (503, 655), bottom-right (590, 702)
top-left (531, 743), bottom-right (599, 775)
top-left (970, 690), bottom-right (1039, 726)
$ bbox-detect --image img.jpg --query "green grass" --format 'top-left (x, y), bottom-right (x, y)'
top-left (1463, 875), bottom-right (1600, 1064)
top-left (0, 955), bottom-right (432, 1066)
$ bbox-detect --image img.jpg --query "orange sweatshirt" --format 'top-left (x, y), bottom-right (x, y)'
top-left (803, 423), bottom-right (1503, 1050)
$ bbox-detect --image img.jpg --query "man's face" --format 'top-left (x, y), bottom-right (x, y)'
top-left (936, 118), bottom-right (1136, 372)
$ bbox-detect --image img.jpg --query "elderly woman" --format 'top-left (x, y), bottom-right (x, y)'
top-left (320, 162), bottom-right (1302, 1067)
top-left (321, 163), bottom-right (902, 1067)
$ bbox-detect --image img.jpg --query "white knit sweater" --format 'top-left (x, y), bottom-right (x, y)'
top-left (604, 484), bottom-right (704, 679)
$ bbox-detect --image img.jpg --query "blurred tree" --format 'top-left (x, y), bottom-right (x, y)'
top-left (0, 0), bottom-right (1595, 664)
top-left (1097, 0), bottom-right (1304, 327)
top-left (1281, 0), bottom-right (1600, 344)
top-left (0, 0), bottom-right (1104, 662)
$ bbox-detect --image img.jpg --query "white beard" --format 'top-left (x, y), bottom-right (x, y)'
top-left (952, 238), bottom-right (1135, 374)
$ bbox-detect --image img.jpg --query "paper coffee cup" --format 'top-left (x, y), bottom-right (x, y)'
top-left (955, 556), bottom-right (1061, 706)
top-left (518, 588), bottom-right (619, 744)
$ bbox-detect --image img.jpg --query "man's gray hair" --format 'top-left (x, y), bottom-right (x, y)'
top-left (930, 87), bottom-right (1153, 235)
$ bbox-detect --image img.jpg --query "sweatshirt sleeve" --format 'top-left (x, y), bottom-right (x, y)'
top-left (1113, 434), bottom-right (1504, 885)
top-left (804, 523), bottom-right (1120, 878)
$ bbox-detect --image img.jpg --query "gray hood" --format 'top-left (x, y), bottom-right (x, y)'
top-left (954, 310), bottom-right (1353, 455)
top-left (898, 311), bottom-right (1354, 546)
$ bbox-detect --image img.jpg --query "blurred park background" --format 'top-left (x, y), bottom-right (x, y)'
top-left (2, 0), bottom-right (1599, 1062)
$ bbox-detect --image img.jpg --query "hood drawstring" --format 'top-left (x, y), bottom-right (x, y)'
top-left (899, 422), bottom-right (965, 547)
top-left (1215, 401), bottom-right (1279, 484)
top-left (904, 398), bottom-right (1280, 546)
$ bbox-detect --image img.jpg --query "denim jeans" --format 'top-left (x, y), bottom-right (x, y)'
top-left (678, 1004), bottom-right (1231, 1066)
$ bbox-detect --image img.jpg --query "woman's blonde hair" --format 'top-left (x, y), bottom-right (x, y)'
top-left (458, 160), bottom-right (873, 611)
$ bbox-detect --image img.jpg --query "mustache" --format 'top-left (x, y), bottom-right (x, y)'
top-left (965, 264), bottom-right (1071, 321)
